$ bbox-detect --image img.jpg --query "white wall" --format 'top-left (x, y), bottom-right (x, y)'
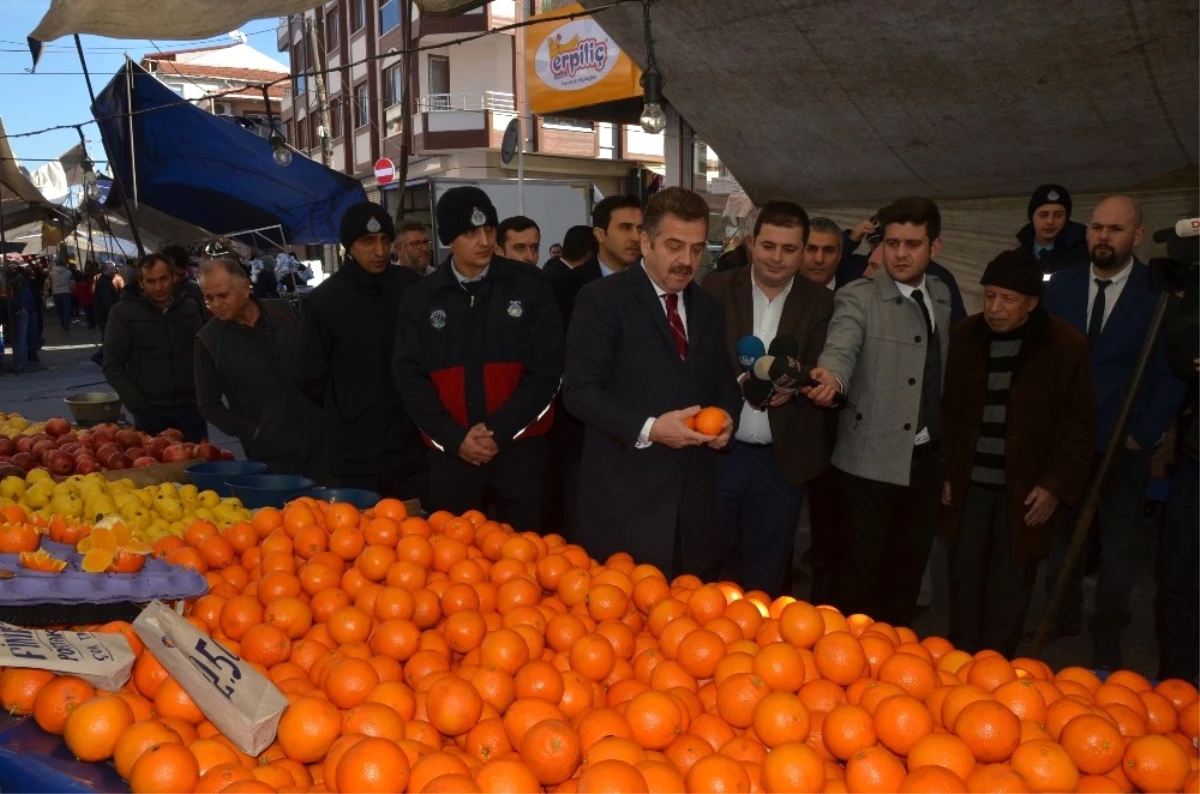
top-left (626, 126), bottom-right (664, 157)
top-left (181, 43), bottom-right (289, 74)
top-left (445, 37), bottom-right (513, 97)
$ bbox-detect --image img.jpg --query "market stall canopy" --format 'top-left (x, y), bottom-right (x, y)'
top-left (93, 62), bottom-right (367, 245)
top-left (27, 0), bottom-right (324, 65)
top-left (0, 118), bottom-right (62, 232)
top-left (579, 0), bottom-right (1198, 203)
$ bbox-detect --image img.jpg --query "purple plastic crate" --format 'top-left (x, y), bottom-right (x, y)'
top-left (0, 540), bottom-right (207, 605)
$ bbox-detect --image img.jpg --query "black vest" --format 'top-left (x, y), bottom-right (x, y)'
top-left (916, 324), bottom-right (942, 444)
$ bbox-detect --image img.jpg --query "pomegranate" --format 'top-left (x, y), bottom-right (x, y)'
top-left (147, 438), bottom-right (171, 459)
top-left (88, 431), bottom-right (113, 449)
top-left (76, 431), bottom-right (92, 446)
top-left (59, 443), bottom-right (83, 457)
top-left (73, 456), bottom-right (98, 474)
top-left (126, 446), bottom-right (145, 461)
top-left (54, 431), bottom-right (78, 446)
top-left (106, 453), bottom-right (132, 470)
top-left (92, 423), bottom-right (120, 439)
top-left (94, 444), bottom-right (122, 465)
top-left (161, 444), bottom-right (190, 463)
top-left (132, 456), bottom-right (158, 468)
top-left (46, 451), bottom-right (74, 476)
top-left (13, 437), bottom-right (33, 454)
top-left (219, 449), bottom-right (235, 461)
top-left (10, 453), bottom-right (35, 472)
top-left (31, 440), bottom-right (56, 460)
top-left (115, 429), bottom-right (142, 449)
top-left (194, 443), bottom-right (222, 462)
top-left (44, 417), bottom-right (71, 437)
top-left (0, 436), bottom-right (12, 456)
top-left (160, 428), bottom-right (184, 443)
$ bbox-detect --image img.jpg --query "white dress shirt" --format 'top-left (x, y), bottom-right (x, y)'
top-left (894, 275), bottom-right (933, 444)
top-left (1087, 258), bottom-right (1133, 333)
top-left (637, 268), bottom-right (690, 448)
top-left (824, 276), bottom-right (836, 291)
top-left (735, 274), bottom-right (794, 444)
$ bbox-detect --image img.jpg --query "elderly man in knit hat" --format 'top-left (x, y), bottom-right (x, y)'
top-left (939, 249), bottom-right (1094, 656)
top-left (1015, 183), bottom-right (1088, 275)
top-left (297, 201), bottom-right (428, 499)
top-left (394, 186), bottom-right (563, 530)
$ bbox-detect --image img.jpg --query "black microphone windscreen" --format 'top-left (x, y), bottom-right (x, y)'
top-left (744, 378), bottom-right (774, 408)
top-left (768, 336), bottom-right (800, 358)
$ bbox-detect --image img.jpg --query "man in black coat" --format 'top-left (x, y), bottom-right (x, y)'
top-left (564, 187), bottom-right (741, 578)
top-left (298, 203), bottom-right (427, 501)
top-left (195, 259), bottom-right (324, 479)
top-left (394, 186), bottom-right (563, 531)
top-left (549, 196), bottom-right (643, 536)
top-left (102, 254), bottom-right (208, 441)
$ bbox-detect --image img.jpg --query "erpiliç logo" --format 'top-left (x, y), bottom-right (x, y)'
top-left (535, 18), bottom-right (619, 91)
top-left (549, 34), bottom-right (608, 80)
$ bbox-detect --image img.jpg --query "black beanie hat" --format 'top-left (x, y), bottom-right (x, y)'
top-left (436, 186), bottom-right (499, 245)
top-left (340, 202), bottom-right (395, 250)
top-left (980, 249), bottom-right (1044, 297)
top-left (1027, 184), bottom-right (1072, 220)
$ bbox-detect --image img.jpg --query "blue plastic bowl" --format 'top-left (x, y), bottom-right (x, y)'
top-left (225, 474), bottom-right (317, 509)
top-left (306, 488), bottom-right (382, 510)
top-left (186, 461), bottom-right (269, 497)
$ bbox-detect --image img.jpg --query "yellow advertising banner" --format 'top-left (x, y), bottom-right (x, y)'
top-left (525, 3), bottom-right (642, 116)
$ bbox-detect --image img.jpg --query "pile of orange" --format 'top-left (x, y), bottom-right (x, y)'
top-left (0, 496), bottom-right (1196, 794)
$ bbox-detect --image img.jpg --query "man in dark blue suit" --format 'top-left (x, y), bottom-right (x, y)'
top-left (1042, 194), bottom-right (1187, 669)
top-left (564, 188), bottom-right (741, 579)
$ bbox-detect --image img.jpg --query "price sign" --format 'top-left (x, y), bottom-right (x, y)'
top-left (134, 601), bottom-right (287, 755)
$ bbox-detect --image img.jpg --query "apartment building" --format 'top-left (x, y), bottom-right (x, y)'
top-left (140, 40), bottom-right (289, 139)
top-left (276, 1), bottom-right (664, 205)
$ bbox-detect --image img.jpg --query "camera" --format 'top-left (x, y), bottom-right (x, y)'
top-left (1148, 217), bottom-right (1198, 296)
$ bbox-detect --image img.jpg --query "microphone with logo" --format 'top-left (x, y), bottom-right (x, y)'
top-left (736, 335), bottom-right (774, 410)
top-left (754, 336), bottom-right (849, 409)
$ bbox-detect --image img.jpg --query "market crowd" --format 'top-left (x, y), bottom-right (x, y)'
top-left (13, 182), bottom-right (1194, 681)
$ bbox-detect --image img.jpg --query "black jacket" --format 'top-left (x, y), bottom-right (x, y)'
top-left (194, 300), bottom-right (323, 474)
top-left (1015, 220), bottom-right (1088, 276)
top-left (94, 274), bottom-right (118, 329)
top-left (1163, 288), bottom-right (1198, 462)
top-left (102, 285), bottom-right (206, 411)
top-left (298, 257), bottom-right (424, 476)
top-left (394, 256), bottom-right (564, 455)
top-left (549, 257), bottom-right (605, 461)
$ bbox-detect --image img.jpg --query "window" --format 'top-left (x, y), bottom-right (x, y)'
top-left (428, 55), bottom-right (449, 96)
top-left (296, 115), bottom-right (307, 150)
top-left (384, 64), bottom-right (404, 106)
top-left (543, 116), bottom-right (594, 131)
top-left (329, 98), bottom-right (344, 139)
top-left (351, 0), bottom-right (367, 32)
top-left (310, 114), bottom-right (320, 150)
top-left (292, 45), bottom-right (306, 96)
top-left (354, 82), bottom-right (370, 129)
top-left (324, 6), bottom-right (340, 50)
top-left (165, 81), bottom-right (185, 96)
top-left (380, 0), bottom-right (400, 33)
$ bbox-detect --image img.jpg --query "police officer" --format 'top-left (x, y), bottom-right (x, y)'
top-left (298, 202), bottom-right (427, 500)
top-left (394, 187), bottom-right (564, 531)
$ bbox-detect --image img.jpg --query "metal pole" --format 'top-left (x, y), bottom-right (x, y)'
top-left (74, 37), bottom-right (145, 256)
top-left (394, 0), bottom-right (415, 222)
top-left (125, 55), bottom-right (139, 211)
top-left (1028, 290), bottom-right (1173, 655)
top-left (516, 0), bottom-right (530, 216)
top-left (306, 16), bottom-right (334, 168)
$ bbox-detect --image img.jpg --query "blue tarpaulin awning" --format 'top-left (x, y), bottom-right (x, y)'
top-left (93, 61), bottom-right (366, 246)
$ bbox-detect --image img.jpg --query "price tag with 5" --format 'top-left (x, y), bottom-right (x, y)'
top-left (186, 637), bottom-right (243, 700)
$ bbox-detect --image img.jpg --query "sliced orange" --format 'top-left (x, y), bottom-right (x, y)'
top-left (81, 549), bottom-right (115, 574)
top-left (19, 549), bottom-right (68, 573)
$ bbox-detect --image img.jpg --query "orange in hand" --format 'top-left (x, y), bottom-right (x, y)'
top-left (693, 407), bottom-right (726, 436)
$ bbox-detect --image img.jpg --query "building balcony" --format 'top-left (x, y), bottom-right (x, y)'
top-left (408, 91), bottom-right (516, 153)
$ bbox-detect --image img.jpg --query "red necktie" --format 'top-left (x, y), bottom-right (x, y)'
top-left (663, 293), bottom-right (688, 361)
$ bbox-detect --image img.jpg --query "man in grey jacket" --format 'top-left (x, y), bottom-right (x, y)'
top-left (805, 197), bottom-right (952, 626)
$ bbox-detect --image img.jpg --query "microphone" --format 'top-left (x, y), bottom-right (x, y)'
top-left (736, 335), bottom-right (766, 370)
top-left (766, 336), bottom-right (848, 409)
top-left (1153, 218), bottom-right (1200, 243)
top-left (743, 378), bottom-right (775, 410)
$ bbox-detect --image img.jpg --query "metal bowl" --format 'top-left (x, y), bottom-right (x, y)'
top-left (63, 392), bottom-right (123, 426)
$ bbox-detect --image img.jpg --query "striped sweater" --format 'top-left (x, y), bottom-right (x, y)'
top-left (970, 327), bottom-right (1026, 486)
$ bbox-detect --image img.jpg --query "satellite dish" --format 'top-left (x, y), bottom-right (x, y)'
top-left (501, 118), bottom-right (521, 165)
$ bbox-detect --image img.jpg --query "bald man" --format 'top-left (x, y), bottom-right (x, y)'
top-left (1041, 195), bottom-right (1186, 670)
